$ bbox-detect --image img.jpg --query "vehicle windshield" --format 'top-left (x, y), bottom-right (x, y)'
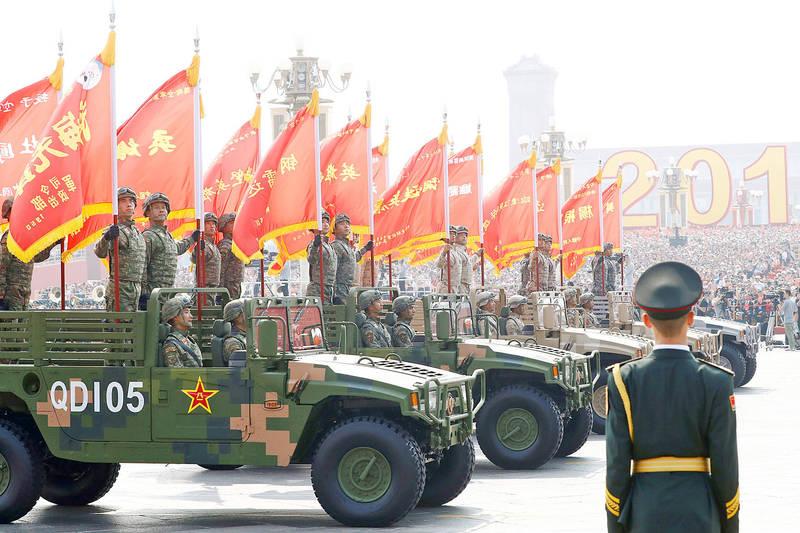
top-left (252, 305), bottom-right (325, 353)
top-left (429, 297), bottom-right (475, 337)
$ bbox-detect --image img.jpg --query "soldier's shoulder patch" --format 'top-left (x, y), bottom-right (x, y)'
top-left (697, 358), bottom-right (735, 376)
top-left (729, 394), bottom-right (736, 412)
top-left (605, 359), bottom-right (636, 373)
top-left (363, 328), bottom-right (375, 343)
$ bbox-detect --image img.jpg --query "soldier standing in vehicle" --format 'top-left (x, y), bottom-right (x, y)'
top-left (475, 291), bottom-right (498, 337)
top-left (580, 292), bottom-right (600, 328)
top-left (359, 289), bottom-right (392, 347)
top-left (94, 188), bottom-right (147, 312)
top-left (455, 226), bottom-right (482, 294)
top-left (564, 289), bottom-right (582, 327)
top-left (217, 213), bottom-right (244, 299)
top-left (139, 193), bottom-right (199, 310)
top-left (222, 298), bottom-right (246, 365)
top-left (160, 296), bottom-right (203, 367)
top-left (306, 211), bottom-right (337, 304)
top-left (331, 213), bottom-right (373, 304)
top-left (435, 225), bottom-right (463, 293)
top-left (592, 242), bottom-right (623, 296)
top-left (0, 198), bottom-right (59, 311)
top-left (606, 261), bottom-right (739, 533)
top-left (527, 233), bottom-right (559, 293)
top-left (391, 295), bottom-right (416, 347)
top-left (191, 213), bottom-right (221, 289)
top-left (505, 295), bottom-right (528, 335)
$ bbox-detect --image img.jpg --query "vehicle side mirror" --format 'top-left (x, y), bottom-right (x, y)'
top-left (436, 311), bottom-right (452, 341)
top-left (257, 320), bottom-right (279, 358)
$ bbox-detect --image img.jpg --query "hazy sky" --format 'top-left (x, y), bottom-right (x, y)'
top-left (2, 0), bottom-right (798, 191)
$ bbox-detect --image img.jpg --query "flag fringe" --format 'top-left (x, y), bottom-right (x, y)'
top-left (48, 57), bottom-right (64, 91)
top-left (100, 31), bottom-right (116, 67)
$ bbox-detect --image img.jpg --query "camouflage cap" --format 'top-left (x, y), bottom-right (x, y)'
top-left (334, 213), bottom-right (351, 225)
top-left (161, 295), bottom-right (191, 323)
top-left (142, 192), bottom-right (170, 216)
top-left (507, 295), bottom-right (528, 308)
top-left (604, 242), bottom-right (614, 250)
top-left (456, 225), bottom-right (469, 234)
top-left (392, 295), bottom-right (415, 314)
top-left (358, 289), bottom-right (382, 310)
top-left (579, 292), bottom-right (594, 305)
top-left (321, 210), bottom-right (331, 222)
top-left (219, 213), bottom-right (236, 231)
top-left (1, 197), bottom-right (12, 219)
top-left (223, 298), bottom-right (245, 321)
top-left (475, 291), bottom-right (497, 308)
top-left (563, 288), bottom-right (578, 301)
top-left (204, 212), bottom-right (218, 224)
top-left (118, 187), bottom-right (138, 206)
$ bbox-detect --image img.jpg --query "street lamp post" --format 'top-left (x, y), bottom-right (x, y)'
top-left (645, 159), bottom-right (698, 246)
top-left (518, 119), bottom-right (586, 199)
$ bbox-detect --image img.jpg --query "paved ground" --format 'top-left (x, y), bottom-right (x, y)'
top-left (15, 347), bottom-right (798, 532)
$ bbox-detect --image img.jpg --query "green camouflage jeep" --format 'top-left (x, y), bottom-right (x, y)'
top-left (0, 288), bottom-right (484, 527)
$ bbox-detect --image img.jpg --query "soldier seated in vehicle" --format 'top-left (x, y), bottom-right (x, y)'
top-left (160, 296), bottom-right (203, 367)
top-left (580, 292), bottom-right (600, 328)
top-left (564, 289), bottom-right (582, 327)
top-left (222, 299), bottom-right (246, 366)
top-left (359, 289), bottom-right (392, 348)
top-left (505, 295), bottom-right (528, 335)
top-left (475, 291), bottom-right (498, 337)
top-left (391, 295), bottom-right (417, 347)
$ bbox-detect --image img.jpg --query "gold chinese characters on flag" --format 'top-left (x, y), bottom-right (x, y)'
top-left (561, 170), bottom-right (603, 278)
top-left (602, 171), bottom-right (623, 251)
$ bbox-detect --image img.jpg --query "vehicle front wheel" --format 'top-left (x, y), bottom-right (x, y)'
top-left (721, 344), bottom-right (746, 387)
top-left (419, 439), bottom-right (475, 507)
top-left (591, 370), bottom-right (609, 435)
top-left (741, 354), bottom-right (757, 386)
top-left (311, 416), bottom-right (425, 527)
top-left (476, 385), bottom-right (563, 469)
top-left (0, 419), bottom-right (44, 523)
top-left (41, 459), bottom-right (120, 506)
top-left (555, 406), bottom-right (593, 457)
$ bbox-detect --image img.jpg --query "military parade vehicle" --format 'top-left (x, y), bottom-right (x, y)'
top-left (324, 288), bottom-right (595, 471)
top-left (493, 290), bottom-right (653, 435)
top-left (0, 288), bottom-right (484, 527)
top-left (605, 290), bottom-right (759, 387)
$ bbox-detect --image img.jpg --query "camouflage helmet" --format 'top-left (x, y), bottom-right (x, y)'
top-left (475, 291), bottom-right (497, 308)
top-left (563, 288), bottom-right (578, 302)
top-left (604, 242), bottom-right (614, 250)
top-left (204, 212), bottom-right (218, 224)
top-left (142, 192), bottom-right (170, 216)
top-left (218, 213), bottom-right (236, 231)
top-left (579, 292), bottom-right (595, 305)
top-left (334, 213), bottom-right (351, 225)
top-left (392, 295), bottom-right (415, 314)
top-left (507, 295), bottom-right (528, 308)
top-left (1, 197), bottom-right (12, 219)
top-left (321, 210), bottom-right (331, 222)
top-left (448, 224), bottom-right (457, 234)
top-left (161, 295), bottom-right (191, 323)
top-left (117, 187), bottom-right (138, 206)
top-left (358, 289), bottom-right (382, 311)
top-left (223, 298), bottom-right (245, 322)
top-left (456, 225), bottom-right (469, 235)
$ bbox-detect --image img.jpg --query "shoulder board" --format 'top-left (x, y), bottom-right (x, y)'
top-left (605, 359), bottom-right (636, 373)
top-left (697, 358), bottom-right (735, 376)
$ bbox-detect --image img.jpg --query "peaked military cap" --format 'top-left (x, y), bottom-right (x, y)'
top-left (634, 261), bottom-right (702, 320)
top-left (475, 291), bottom-right (497, 308)
top-left (508, 295), bottom-right (528, 308)
top-left (335, 213), bottom-right (350, 225)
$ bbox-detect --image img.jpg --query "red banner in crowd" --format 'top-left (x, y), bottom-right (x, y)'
top-left (372, 134), bottom-right (389, 202)
top-left (204, 105), bottom-right (260, 218)
top-left (561, 170), bottom-right (603, 278)
top-left (63, 55), bottom-right (200, 259)
top-left (0, 58), bottom-right (63, 233)
top-left (603, 172), bottom-right (623, 251)
top-left (7, 34), bottom-right (116, 262)
top-left (232, 91), bottom-right (320, 263)
top-left (373, 126), bottom-right (448, 258)
top-left (536, 159), bottom-right (561, 254)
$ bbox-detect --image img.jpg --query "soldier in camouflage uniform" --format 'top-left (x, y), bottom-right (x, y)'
top-left (139, 193), bottom-right (199, 310)
top-left (0, 198), bottom-right (59, 311)
top-left (455, 226), bottom-right (482, 294)
top-left (191, 213), bottom-right (221, 289)
top-left (475, 291), bottom-right (498, 337)
top-left (331, 213), bottom-right (373, 304)
top-left (159, 295), bottom-right (203, 367)
top-left (519, 254), bottom-right (531, 296)
top-left (221, 298), bottom-right (246, 366)
top-left (505, 295), bottom-right (527, 335)
top-left (579, 292), bottom-right (600, 328)
top-left (435, 225), bottom-right (464, 293)
top-left (592, 242), bottom-right (623, 296)
top-left (359, 289), bottom-right (392, 347)
top-left (218, 213), bottom-right (244, 299)
top-left (564, 288), bottom-right (581, 327)
top-left (306, 211), bottom-right (336, 304)
top-left (391, 295), bottom-right (416, 347)
top-left (527, 233), bottom-right (559, 293)
top-left (94, 188), bottom-right (147, 312)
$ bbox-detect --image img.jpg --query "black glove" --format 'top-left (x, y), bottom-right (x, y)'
top-left (103, 225), bottom-right (120, 241)
top-left (138, 294), bottom-right (148, 311)
top-left (198, 239), bottom-right (205, 250)
top-left (191, 230), bottom-right (201, 242)
top-left (313, 233), bottom-right (322, 246)
top-left (364, 240), bottom-right (374, 251)
top-left (0, 298), bottom-right (8, 311)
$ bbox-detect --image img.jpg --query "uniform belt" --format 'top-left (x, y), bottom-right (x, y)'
top-left (632, 456), bottom-right (710, 473)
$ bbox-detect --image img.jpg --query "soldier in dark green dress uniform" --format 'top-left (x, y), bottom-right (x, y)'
top-left (606, 261), bottom-right (739, 533)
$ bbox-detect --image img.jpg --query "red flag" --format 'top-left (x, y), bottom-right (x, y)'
top-left (536, 159), bottom-right (561, 254)
top-left (63, 55), bottom-right (200, 259)
top-left (0, 58), bottom-right (63, 233)
top-left (373, 126), bottom-right (448, 258)
top-left (372, 134), bottom-right (389, 202)
top-left (203, 105), bottom-right (260, 217)
top-left (561, 170), bottom-right (603, 278)
top-left (447, 136), bottom-right (481, 247)
top-left (603, 171), bottom-right (623, 251)
top-left (232, 91), bottom-right (320, 263)
top-left (8, 34), bottom-right (115, 262)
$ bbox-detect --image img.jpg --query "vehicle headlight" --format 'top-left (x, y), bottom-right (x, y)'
top-left (428, 387), bottom-right (438, 412)
top-left (563, 363), bottom-right (571, 384)
top-left (460, 383), bottom-right (467, 403)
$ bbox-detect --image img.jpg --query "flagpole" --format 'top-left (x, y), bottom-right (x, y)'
top-left (366, 84), bottom-right (375, 286)
top-left (556, 158), bottom-right (564, 287)
top-left (108, 6), bottom-right (120, 313)
top-left (618, 163), bottom-right (625, 288)
top-left (477, 120), bottom-right (485, 286)
top-left (312, 91), bottom-right (324, 303)
top-left (56, 31), bottom-right (66, 310)
top-left (532, 152), bottom-right (539, 291)
top-left (442, 108), bottom-right (451, 293)
top-left (253, 79), bottom-right (265, 297)
top-left (193, 28), bottom-right (205, 317)
top-left (597, 161), bottom-right (605, 296)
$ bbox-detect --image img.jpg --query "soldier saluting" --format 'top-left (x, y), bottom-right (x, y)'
top-left (605, 261), bottom-right (739, 532)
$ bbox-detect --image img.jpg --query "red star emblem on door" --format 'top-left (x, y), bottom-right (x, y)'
top-left (182, 376), bottom-right (219, 414)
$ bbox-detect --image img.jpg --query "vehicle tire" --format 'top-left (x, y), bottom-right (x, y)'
top-left (197, 464), bottom-right (243, 471)
top-left (555, 406), bottom-right (593, 457)
top-left (721, 344), bottom-right (746, 387)
top-left (418, 439), bottom-right (475, 507)
top-left (0, 419), bottom-right (44, 523)
top-left (591, 370), bottom-right (609, 435)
top-left (740, 353), bottom-right (757, 386)
top-left (311, 416), bottom-right (425, 527)
top-left (476, 385), bottom-right (563, 470)
top-left (41, 459), bottom-right (120, 506)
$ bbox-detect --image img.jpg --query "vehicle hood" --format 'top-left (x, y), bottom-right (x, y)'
top-left (460, 337), bottom-right (581, 365)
